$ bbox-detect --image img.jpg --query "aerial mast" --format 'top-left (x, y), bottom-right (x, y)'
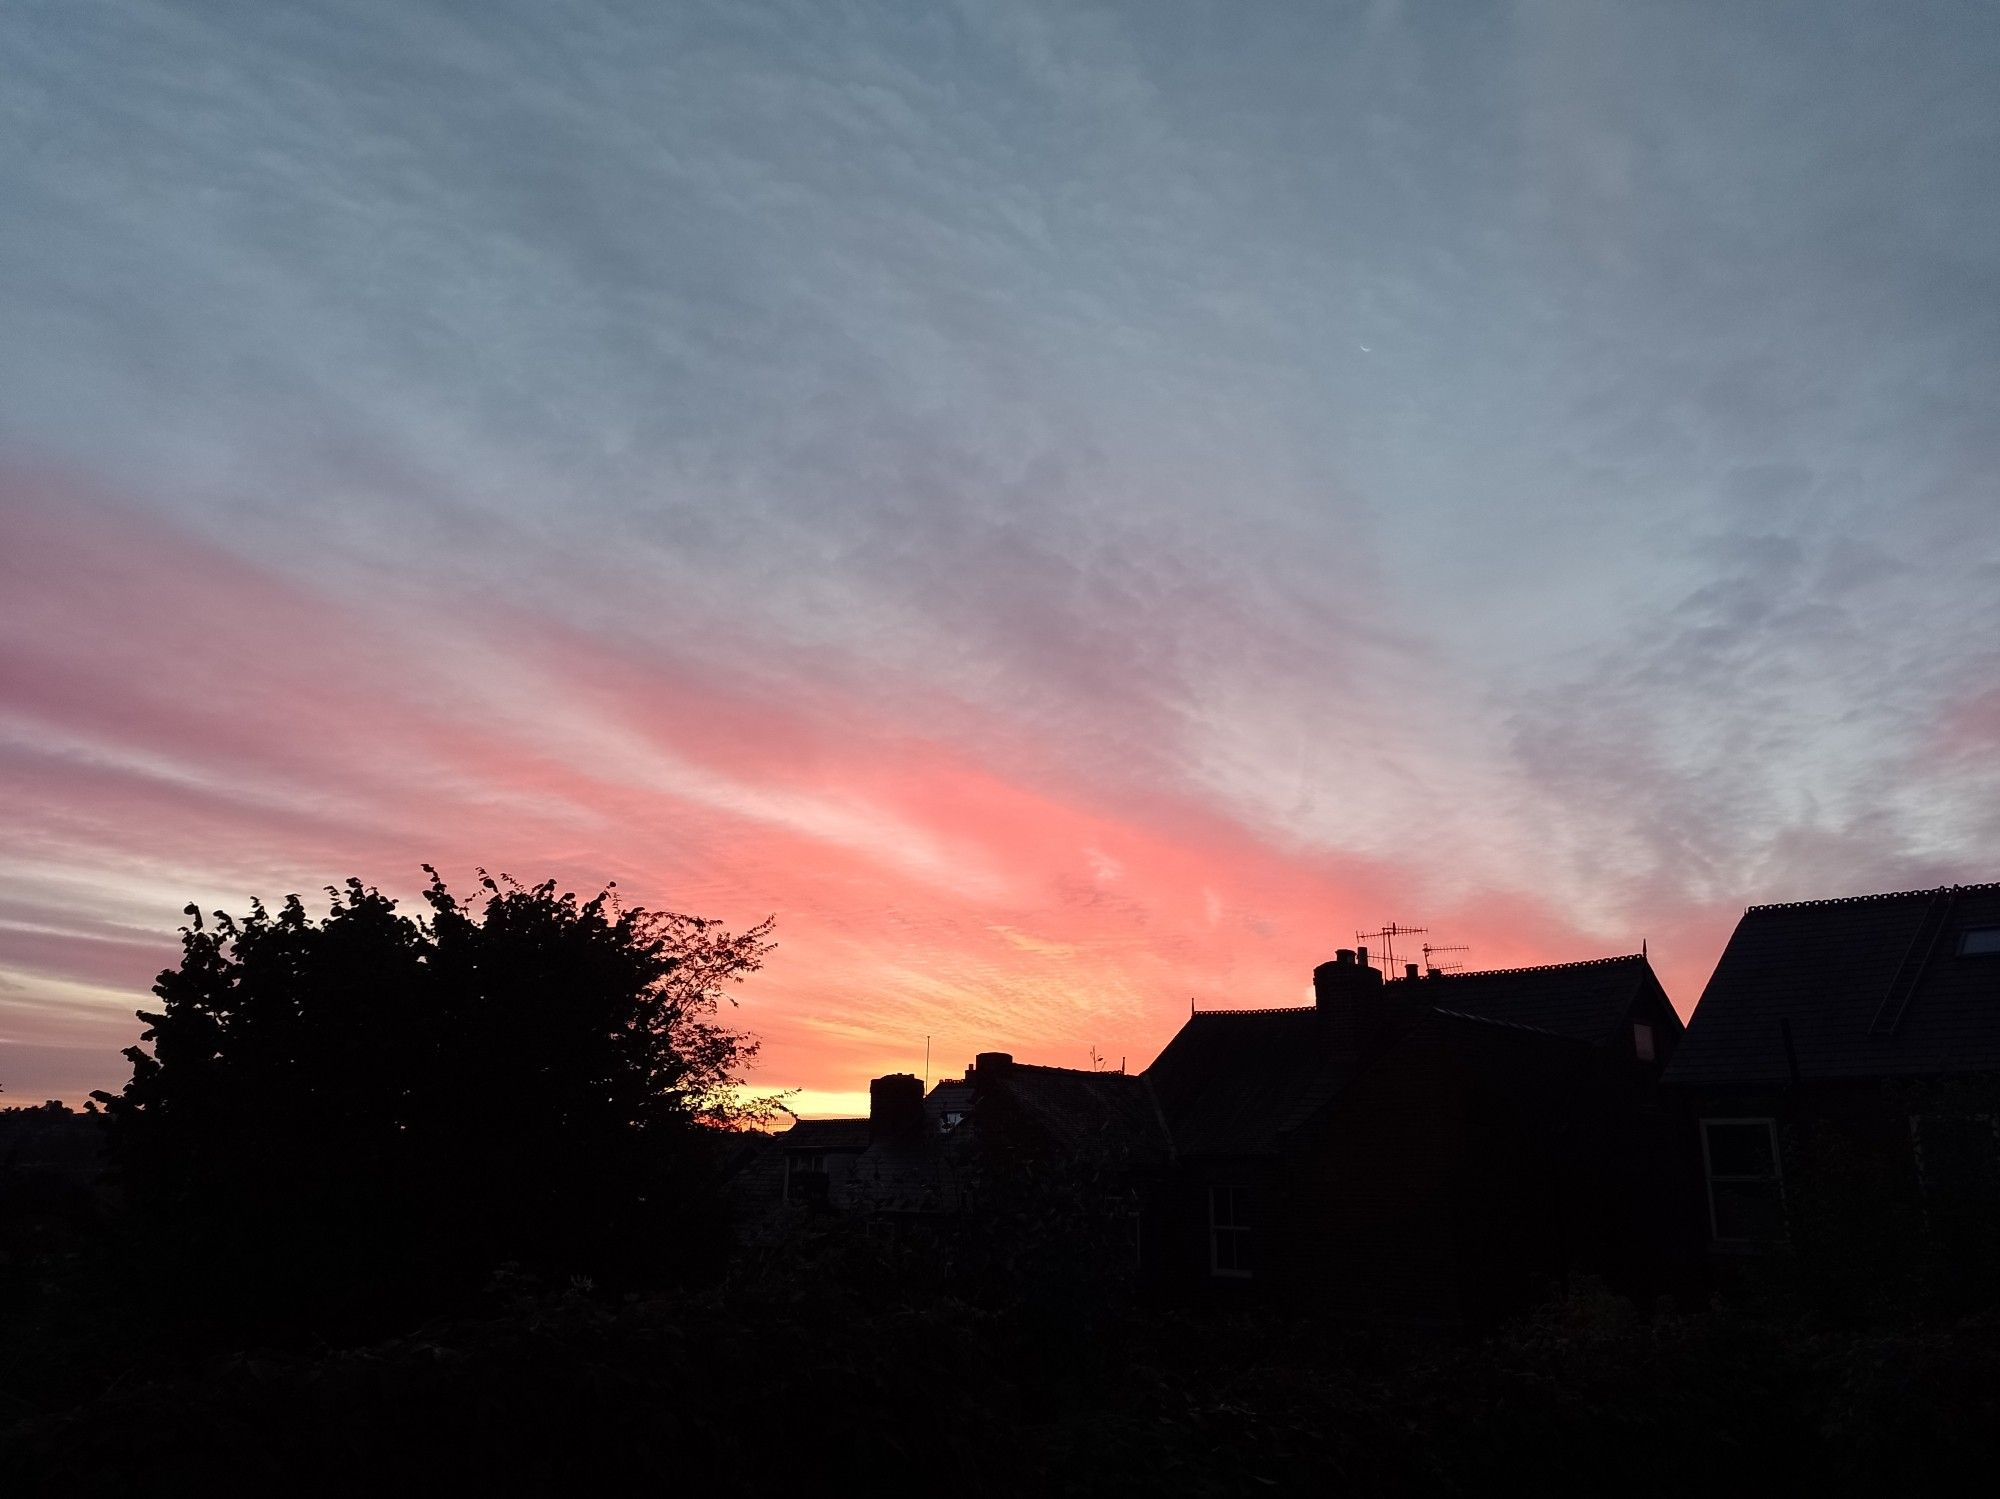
top-left (1421, 941), bottom-right (1469, 974)
top-left (1356, 921), bottom-right (1427, 974)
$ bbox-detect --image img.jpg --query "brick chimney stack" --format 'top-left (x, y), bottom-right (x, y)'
top-left (1313, 948), bottom-right (1395, 1049)
top-left (868, 1073), bottom-right (926, 1143)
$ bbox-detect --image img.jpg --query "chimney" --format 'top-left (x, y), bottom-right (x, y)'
top-left (1312, 948), bottom-right (1395, 1050)
top-left (1405, 963), bottom-right (1420, 981)
top-left (869, 1073), bottom-right (925, 1143)
top-left (971, 1051), bottom-right (1013, 1085)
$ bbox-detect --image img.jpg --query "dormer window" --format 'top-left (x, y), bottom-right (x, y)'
top-left (1632, 1020), bottom-right (1657, 1062)
top-left (1958, 927), bottom-right (2000, 957)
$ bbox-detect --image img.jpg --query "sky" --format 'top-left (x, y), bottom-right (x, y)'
top-left (4, 1), bottom-right (1997, 1114)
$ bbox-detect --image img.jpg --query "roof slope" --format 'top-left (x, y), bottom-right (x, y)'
top-left (778, 1118), bottom-right (871, 1150)
top-left (987, 1063), bottom-right (1172, 1166)
top-left (1144, 1008), bottom-right (1363, 1157)
top-left (1664, 883), bottom-right (2000, 1086)
top-left (1419, 954), bottom-right (1660, 1044)
top-left (1145, 955), bottom-right (1652, 1156)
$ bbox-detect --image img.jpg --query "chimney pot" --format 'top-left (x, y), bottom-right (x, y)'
top-left (1405, 962), bottom-right (1419, 980)
top-left (1335, 948), bottom-right (1356, 965)
top-left (1357, 945), bottom-right (1369, 969)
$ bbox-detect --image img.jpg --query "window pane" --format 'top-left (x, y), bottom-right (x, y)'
top-left (1214, 1233), bottom-right (1240, 1274)
top-left (1212, 1185), bottom-right (1249, 1229)
top-left (1959, 927), bottom-right (2000, 957)
top-left (1705, 1122), bottom-right (1776, 1178)
top-left (1633, 1021), bottom-right (1656, 1062)
top-left (1712, 1179), bottom-right (1786, 1242)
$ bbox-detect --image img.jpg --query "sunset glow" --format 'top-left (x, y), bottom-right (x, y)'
top-left (4, 3), bottom-right (1997, 1110)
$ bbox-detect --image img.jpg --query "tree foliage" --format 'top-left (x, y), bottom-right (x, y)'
top-left (93, 869), bottom-right (778, 1322)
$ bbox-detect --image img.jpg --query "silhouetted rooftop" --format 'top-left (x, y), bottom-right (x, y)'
top-left (1149, 954), bottom-right (1658, 1156)
top-left (1418, 954), bottom-right (1663, 1044)
top-left (1145, 1008), bottom-right (1363, 1157)
top-left (980, 1062), bottom-right (1173, 1167)
top-left (1664, 882), bottom-right (2000, 1086)
top-left (779, 1117), bottom-right (871, 1150)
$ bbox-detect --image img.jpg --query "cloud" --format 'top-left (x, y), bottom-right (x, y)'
top-left (3, 3), bottom-right (1998, 1101)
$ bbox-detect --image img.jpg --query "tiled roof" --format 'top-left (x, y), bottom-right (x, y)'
top-left (1417, 955), bottom-right (1661, 1043)
top-left (1663, 882), bottom-right (2000, 1086)
top-left (1428, 1006), bottom-right (1578, 1041)
top-left (986, 1063), bottom-right (1173, 1167)
top-left (1146, 954), bottom-right (1656, 1156)
top-left (779, 1117), bottom-right (871, 1151)
top-left (1143, 1007), bottom-right (1363, 1157)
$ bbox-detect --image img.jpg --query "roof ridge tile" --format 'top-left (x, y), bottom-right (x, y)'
top-left (1744, 881), bottom-right (2000, 914)
top-left (1188, 1004), bottom-right (1318, 1017)
top-left (1436, 954), bottom-right (1643, 979)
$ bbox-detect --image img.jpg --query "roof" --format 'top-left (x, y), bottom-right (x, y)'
top-left (982, 1063), bottom-right (1172, 1167)
top-left (1144, 1007), bottom-right (1364, 1157)
top-left (778, 1117), bottom-right (871, 1151)
top-left (1145, 955), bottom-right (1650, 1156)
top-left (1663, 883), bottom-right (2000, 1087)
top-left (1416, 954), bottom-right (1665, 1044)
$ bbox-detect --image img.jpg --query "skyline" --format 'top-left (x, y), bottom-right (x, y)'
top-left (5, 1), bottom-right (1998, 1113)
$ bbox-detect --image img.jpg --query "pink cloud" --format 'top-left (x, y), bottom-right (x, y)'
top-left (2, 473), bottom-right (1683, 1108)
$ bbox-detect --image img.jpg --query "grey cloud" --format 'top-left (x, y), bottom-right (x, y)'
top-left (4, 0), bottom-right (1999, 941)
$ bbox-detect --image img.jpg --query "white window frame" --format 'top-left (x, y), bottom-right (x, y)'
top-left (1207, 1184), bottom-right (1252, 1278)
top-left (1700, 1117), bottom-right (1786, 1246)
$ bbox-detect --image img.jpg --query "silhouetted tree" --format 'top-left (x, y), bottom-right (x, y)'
top-left (93, 869), bottom-right (777, 1331)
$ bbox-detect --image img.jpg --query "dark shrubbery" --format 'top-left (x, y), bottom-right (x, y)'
top-left (8, 1240), bottom-right (2000, 1496)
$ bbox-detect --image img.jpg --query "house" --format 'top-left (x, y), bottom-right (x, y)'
top-left (756, 943), bottom-right (1686, 1326)
top-left (751, 1055), bottom-right (1169, 1234)
top-left (1662, 882), bottom-right (2000, 1265)
top-left (1142, 947), bottom-right (1686, 1325)
top-left (775, 1116), bottom-right (873, 1207)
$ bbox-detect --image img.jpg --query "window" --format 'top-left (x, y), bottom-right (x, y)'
top-left (1701, 1119), bottom-right (1786, 1245)
top-left (1208, 1184), bottom-right (1253, 1278)
top-left (939, 1109), bottom-right (966, 1132)
top-left (784, 1151), bottom-right (828, 1203)
top-left (1958, 926), bottom-right (2000, 957)
top-left (1632, 1020), bottom-right (1657, 1062)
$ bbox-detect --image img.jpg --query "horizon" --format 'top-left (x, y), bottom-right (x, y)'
top-left (5, 2), bottom-right (1998, 1112)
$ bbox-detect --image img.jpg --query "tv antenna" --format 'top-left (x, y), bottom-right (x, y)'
top-left (1421, 942), bottom-right (1469, 974)
top-left (1356, 922), bottom-right (1426, 972)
